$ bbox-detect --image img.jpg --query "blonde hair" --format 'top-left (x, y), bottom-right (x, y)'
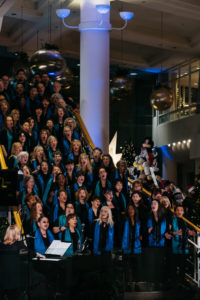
top-left (4, 225), bottom-right (21, 245)
top-left (78, 153), bottom-right (92, 174)
top-left (10, 109), bottom-right (20, 120)
top-left (160, 196), bottom-right (171, 208)
top-left (31, 145), bottom-right (46, 161)
top-left (47, 135), bottom-right (58, 147)
top-left (70, 139), bottom-right (82, 153)
top-left (98, 206), bottom-right (114, 227)
top-left (64, 117), bottom-right (76, 129)
top-left (11, 142), bottom-right (22, 156)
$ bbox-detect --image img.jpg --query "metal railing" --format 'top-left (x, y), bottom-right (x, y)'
top-left (187, 234), bottom-right (200, 287)
top-left (157, 104), bottom-right (198, 125)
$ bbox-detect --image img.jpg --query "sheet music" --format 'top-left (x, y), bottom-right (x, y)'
top-left (45, 240), bottom-right (71, 256)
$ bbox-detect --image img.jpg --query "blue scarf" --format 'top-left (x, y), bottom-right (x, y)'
top-left (122, 219), bottom-right (141, 254)
top-left (93, 221), bottom-right (114, 255)
top-left (115, 170), bottom-right (128, 194)
top-left (63, 137), bottom-right (71, 156)
top-left (63, 227), bottom-right (82, 255)
top-left (172, 217), bottom-right (189, 254)
top-left (7, 130), bottom-right (13, 155)
top-left (147, 217), bottom-right (166, 247)
top-left (58, 215), bottom-right (82, 240)
top-left (34, 228), bottom-right (55, 255)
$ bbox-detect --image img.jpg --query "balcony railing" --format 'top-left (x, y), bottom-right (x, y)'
top-left (157, 104), bottom-right (198, 125)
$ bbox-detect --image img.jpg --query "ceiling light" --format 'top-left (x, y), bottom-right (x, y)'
top-left (120, 11), bottom-right (134, 21)
top-left (56, 9), bottom-right (70, 19)
top-left (96, 4), bottom-right (110, 14)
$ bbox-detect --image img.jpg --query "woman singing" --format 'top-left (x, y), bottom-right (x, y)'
top-left (93, 206), bottom-right (114, 255)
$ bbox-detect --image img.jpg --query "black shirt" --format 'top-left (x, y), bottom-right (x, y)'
top-left (99, 223), bottom-right (108, 252)
top-left (70, 230), bottom-right (79, 252)
top-left (42, 235), bottom-right (51, 250)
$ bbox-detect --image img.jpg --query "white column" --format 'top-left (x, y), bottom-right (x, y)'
top-left (80, 0), bottom-right (110, 152)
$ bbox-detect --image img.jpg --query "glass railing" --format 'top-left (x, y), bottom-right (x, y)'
top-left (158, 104), bottom-right (198, 125)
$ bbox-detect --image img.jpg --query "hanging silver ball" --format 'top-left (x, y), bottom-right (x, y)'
top-left (30, 49), bottom-right (66, 77)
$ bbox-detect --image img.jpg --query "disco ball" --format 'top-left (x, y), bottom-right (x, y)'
top-left (110, 76), bottom-right (132, 101)
top-left (150, 86), bottom-right (173, 111)
top-left (56, 67), bottom-right (74, 90)
top-left (30, 49), bottom-right (66, 77)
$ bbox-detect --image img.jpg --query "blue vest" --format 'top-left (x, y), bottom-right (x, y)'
top-left (115, 170), bottom-right (128, 194)
top-left (34, 228), bottom-right (55, 255)
top-left (172, 217), bottom-right (189, 254)
top-left (63, 137), bottom-right (71, 156)
top-left (122, 219), bottom-right (141, 254)
top-left (93, 221), bottom-right (114, 255)
top-left (7, 130), bottom-right (13, 155)
top-left (147, 217), bottom-right (166, 247)
top-left (94, 180), bottom-right (112, 197)
top-left (36, 174), bottom-right (53, 207)
top-left (58, 214), bottom-right (82, 240)
top-left (63, 227), bottom-right (82, 255)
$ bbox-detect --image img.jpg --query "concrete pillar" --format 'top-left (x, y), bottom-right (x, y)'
top-left (80, 0), bottom-right (110, 152)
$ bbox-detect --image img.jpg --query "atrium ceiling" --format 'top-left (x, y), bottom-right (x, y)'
top-left (0, 0), bottom-right (200, 70)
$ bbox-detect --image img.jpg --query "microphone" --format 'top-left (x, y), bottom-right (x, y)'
top-left (26, 234), bottom-right (36, 239)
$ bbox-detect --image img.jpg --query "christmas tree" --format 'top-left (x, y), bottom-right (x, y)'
top-left (121, 141), bottom-right (136, 167)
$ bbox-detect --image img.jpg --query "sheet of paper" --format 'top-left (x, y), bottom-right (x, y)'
top-left (45, 240), bottom-right (71, 256)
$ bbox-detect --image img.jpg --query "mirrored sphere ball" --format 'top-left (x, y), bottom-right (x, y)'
top-left (30, 49), bottom-right (66, 77)
top-left (110, 76), bottom-right (132, 101)
top-left (150, 87), bottom-right (173, 111)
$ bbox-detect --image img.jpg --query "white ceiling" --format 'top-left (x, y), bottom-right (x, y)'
top-left (1, 0), bottom-right (200, 70)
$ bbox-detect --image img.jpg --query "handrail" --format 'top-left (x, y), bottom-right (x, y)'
top-left (170, 208), bottom-right (200, 233)
top-left (128, 177), bottom-right (151, 196)
top-left (74, 111), bottom-right (96, 150)
top-left (74, 111), bottom-right (200, 233)
top-left (0, 145), bottom-right (8, 170)
top-left (158, 103), bottom-right (197, 118)
top-left (0, 145), bottom-right (24, 234)
top-left (182, 216), bottom-right (200, 233)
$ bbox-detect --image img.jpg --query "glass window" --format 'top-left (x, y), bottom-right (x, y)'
top-left (191, 71), bottom-right (199, 103)
top-left (180, 64), bottom-right (189, 78)
top-left (180, 75), bottom-right (189, 106)
top-left (191, 60), bottom-right (200, 73)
